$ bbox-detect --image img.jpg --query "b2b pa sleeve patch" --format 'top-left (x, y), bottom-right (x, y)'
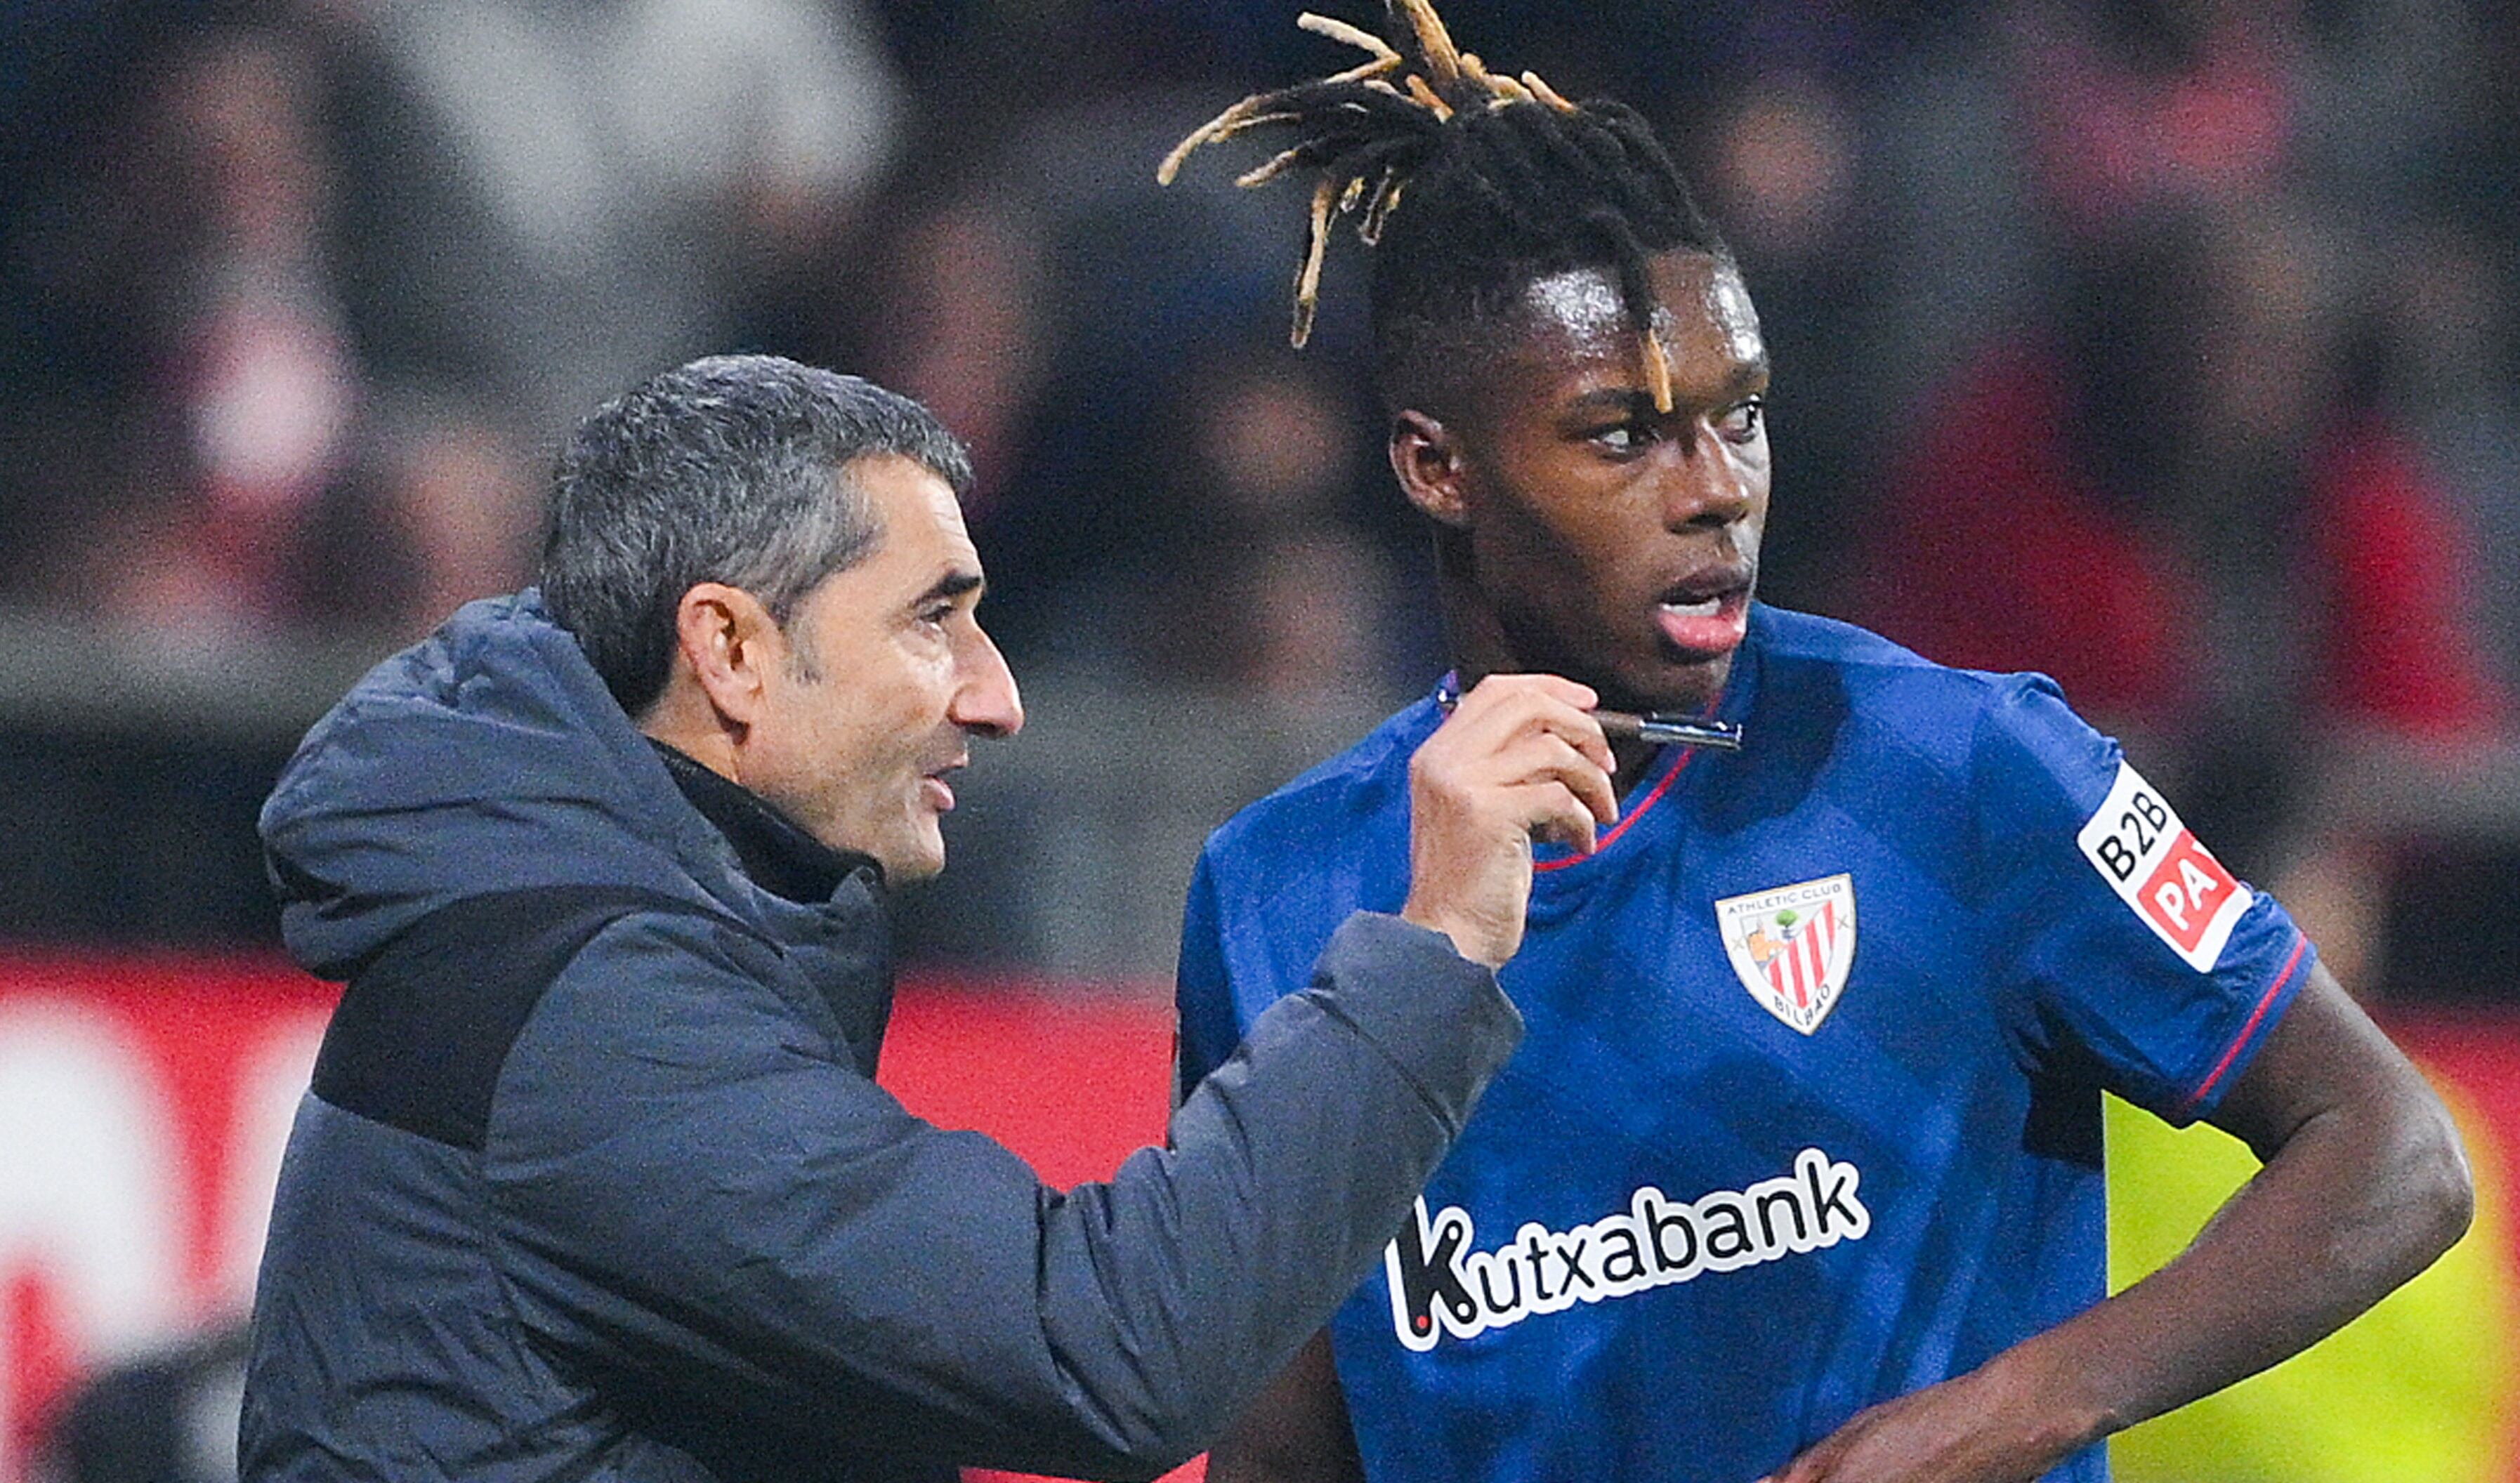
top-left (2075, 760), bottom-right (2252, 973)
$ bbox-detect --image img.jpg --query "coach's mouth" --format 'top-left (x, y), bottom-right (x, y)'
top-left (919, 755), bottom-right (968, 812)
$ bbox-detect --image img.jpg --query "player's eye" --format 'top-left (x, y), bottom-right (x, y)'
top-left (1590, 420), bottom-right (1653, 454)
top-left (1718, 397), bottom-right (1765, 442)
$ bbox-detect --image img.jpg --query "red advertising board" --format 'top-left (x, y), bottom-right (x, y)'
top-left (0, 954), bottom-right (1197, 1483)
top-left (0, 953), bottom-right (334, 1480)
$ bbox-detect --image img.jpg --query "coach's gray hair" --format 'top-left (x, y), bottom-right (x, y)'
top-left (539, 355), bottom-right (974, 716)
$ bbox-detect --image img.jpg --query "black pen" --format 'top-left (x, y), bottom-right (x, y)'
top-left (1434, 679), bottom-right (1745, 752)
top-left (1592, 708), bottom-right (1745, 751)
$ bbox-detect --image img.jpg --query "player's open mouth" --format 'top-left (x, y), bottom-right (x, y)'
top-left (1655, 581), bottom-right (1752, 657)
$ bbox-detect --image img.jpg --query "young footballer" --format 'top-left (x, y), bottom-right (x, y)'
top-left (1163, 6), bottom-right (2472, 1481)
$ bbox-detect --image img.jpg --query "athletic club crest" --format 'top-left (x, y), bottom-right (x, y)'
top-left (1715, 874), bottom-right (1856, 1034)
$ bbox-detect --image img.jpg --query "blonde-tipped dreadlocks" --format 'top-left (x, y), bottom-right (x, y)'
top-left (1160, 0), bottom-right (1723, 413)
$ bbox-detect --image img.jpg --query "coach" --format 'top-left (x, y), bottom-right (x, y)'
top-left (239, 356), bottom-right (1611, 1483)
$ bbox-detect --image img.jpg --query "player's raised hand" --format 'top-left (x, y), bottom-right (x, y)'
top-left (1400, 673), bottom-right (1618, 968)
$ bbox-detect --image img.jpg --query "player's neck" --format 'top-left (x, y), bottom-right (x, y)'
top-left (1439, 588), bottom-right (1660, 796)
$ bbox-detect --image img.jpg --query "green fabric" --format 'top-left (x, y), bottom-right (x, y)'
top-left (2104, 1087), bottom-right (2517, 1483)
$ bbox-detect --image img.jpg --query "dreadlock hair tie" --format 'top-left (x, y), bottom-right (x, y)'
top-left (1158, 1), bottom-right (1728, 414)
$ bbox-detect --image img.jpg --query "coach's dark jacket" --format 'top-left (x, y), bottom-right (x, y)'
top-left (241, 593), bottom-right (1519, 1483)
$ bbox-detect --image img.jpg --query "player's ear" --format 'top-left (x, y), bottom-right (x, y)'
top-left (1390, 409), bottom-right (1472, 529)
top-left (674, 581), bottom-right (782, 728)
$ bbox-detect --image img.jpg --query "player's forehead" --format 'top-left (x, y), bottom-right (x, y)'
top-left (1478, 251), bottom-right (1764, 410)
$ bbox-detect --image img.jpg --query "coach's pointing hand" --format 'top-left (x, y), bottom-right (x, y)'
top-left (1401, 674), bottom-right (1618, 968)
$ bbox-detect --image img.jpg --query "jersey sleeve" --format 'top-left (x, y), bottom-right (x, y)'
top-left (1175, 845), bottom-right (1242, 1107)
top-left (1974, 677), bottom-right (2315, 1123)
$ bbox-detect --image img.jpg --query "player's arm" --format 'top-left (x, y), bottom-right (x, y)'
top-left (1761, 961), bottom-right (2472, 1483)
top-left (1207, 1331), bottom-right (1366, 1483)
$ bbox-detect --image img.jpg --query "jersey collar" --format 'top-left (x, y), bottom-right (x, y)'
top-left (1442, 603), bottom-right (1766, 875)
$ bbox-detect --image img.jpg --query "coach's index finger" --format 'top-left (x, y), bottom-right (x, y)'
top-left (1444, 673), bottom-right (1618, 785)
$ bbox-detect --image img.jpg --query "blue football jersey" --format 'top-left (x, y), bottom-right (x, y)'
top-left (1176, 605), bottom-right (2313, 1483)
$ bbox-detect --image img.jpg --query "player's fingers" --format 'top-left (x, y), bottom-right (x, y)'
top-left (1757, 1435), bottom-right (1847, 1483)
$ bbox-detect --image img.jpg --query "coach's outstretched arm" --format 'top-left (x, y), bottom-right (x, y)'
top-left (479, 676), bottom-right (1615, 1482)
top-left (1759, 962), bottom-right (2472, 1483)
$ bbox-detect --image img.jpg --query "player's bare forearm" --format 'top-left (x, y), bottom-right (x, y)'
top-left (1761, 962), bottom-right (2473, 1483)
top-left (1208, 1331), bottom-right (1367, 1483)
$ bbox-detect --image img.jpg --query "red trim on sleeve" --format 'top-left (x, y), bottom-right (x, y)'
top-left (2181, 933), bottom-right (2309, 1112)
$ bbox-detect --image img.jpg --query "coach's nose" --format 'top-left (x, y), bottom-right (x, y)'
top-left (953, 619), bottom-right (1024, 740)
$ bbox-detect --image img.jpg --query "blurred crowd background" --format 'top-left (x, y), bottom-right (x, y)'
top-left (3, 0), bottom-right (2518, 995)
top-left (8, 7), bottom-right (2520, 1483)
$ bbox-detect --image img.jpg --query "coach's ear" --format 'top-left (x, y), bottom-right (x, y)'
top-left (1390, 410), bottom-right (1472, 529)
top-left (674, 581), bottom-right (784, 729)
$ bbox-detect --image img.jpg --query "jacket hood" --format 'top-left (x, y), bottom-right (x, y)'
top-left (261, 592), bottom-right (750, 979)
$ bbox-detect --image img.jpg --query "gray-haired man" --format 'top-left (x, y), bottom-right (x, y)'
top-left (242, 355), bottom-right (1620, 1483)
